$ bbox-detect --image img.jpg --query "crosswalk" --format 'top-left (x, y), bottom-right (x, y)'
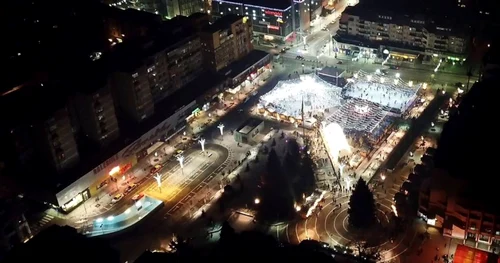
top-left (30, 214), bottom-right (54, 234)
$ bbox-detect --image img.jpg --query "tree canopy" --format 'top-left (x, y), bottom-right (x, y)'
top-left (347, 178), bottom-right (377, 228)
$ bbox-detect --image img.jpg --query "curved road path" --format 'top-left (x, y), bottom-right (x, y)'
top-left (274, 192), bottom-right (417, 262)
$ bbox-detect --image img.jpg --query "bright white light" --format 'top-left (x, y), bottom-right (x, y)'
top-left (217, 123), bottom-right (225, 135)
top-left (408, 80), bottom-right (413, 87)
top-left (177, 155), bottom-right (184, 168)
top-left (322, 122), bottom-right (351, 162)
top-left (107, 216), bottom-right (114, 221)
top-left (380, 77), bottom-right (385, 83)
top-left (375, 69), bottom-right (380, 74)
top-left (254, 198), bottom-right (260, 204)
top-left (125, 208), bottom-right (131, 214)
top-left (395, 73), bottom-right (401, 78)
top-left (259, 74), bottom-right (342, 118)
top-left (135, 201), bottom-right (142, 208)
top-left (199, 138), bottom-right (206, 152)
top-left (96, 218), bottom-right (104, 223)
top-left (154, 173), bottom-right (161, 187)
top-left (367, 75), bottom-right (372, 81)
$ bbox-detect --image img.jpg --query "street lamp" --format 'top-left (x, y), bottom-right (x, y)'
top-left (154, 173), bottom-right (162, 192)
top-left (254, 198), bottom-right (260, 204)
top-left (177, 155), bottom-right (184, 169)
top-left (199, 138), bottom-right (206, 152)
top-left (217, 123), bottom-right (225, 136)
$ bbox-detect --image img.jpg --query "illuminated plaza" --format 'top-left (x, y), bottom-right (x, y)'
top-left (257, 70), bottom-right (422, 179)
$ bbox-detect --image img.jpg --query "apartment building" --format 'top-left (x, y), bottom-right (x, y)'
top-left (166, 0), bottom-right (205, 18)
top-left (0, 198), bottom-right (32, 256)
top-left (111, 58), bottom-right (155, 123)
top-left (210, 0), bottom-right (302, 41)
top-left (338, 5), bottom-right (468, 58)
top-left (419, 170), bottom-right (500, 251)
top-left (72, 72), bottom-right (120, 146)
top-left (200, 15), bottom-right (253, 72)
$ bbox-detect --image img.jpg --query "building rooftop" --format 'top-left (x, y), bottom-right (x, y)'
top-left (237, 118), bottom-right (262, 135)
top-left (213, 0), bottom-right (291, 10)
top-left (202, 14), bottom-right (243, 33)
top-left (220, 50), bottom-right (270, 79)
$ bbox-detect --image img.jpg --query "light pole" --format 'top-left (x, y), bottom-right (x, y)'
top-left (154, 173), bottom-right (162, 193)
top-left (199, 138), bottom-right (206, 152)
top-left (177, 155), bottom-right (184, 170)
top-left (217, 123), bottom-right (225, 136)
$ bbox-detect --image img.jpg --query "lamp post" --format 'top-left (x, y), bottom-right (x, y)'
top-left (154, 173), bottom-right (162, 193)
top-left (177, 155), bottom-right (184, 170)
top-left (217, 123), bottom-right (225, 136)
top-left (199, 138), bottom-right (206, 152)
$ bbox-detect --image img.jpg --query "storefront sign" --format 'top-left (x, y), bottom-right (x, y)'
top-left (264, 10), bottom-right (282, 17)
top-left (93, 155), bottom-right (119, 175)
top-left (268, 25), bottom-right (280, 30)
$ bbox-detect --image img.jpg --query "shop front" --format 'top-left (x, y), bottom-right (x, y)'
top-left (56, 101), bottom-right (196, 212)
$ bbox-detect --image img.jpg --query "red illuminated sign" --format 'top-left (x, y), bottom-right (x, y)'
top-left (264, 10), bottom-right (283, 17)
top-left (268, 25), bottom-right (280, 30)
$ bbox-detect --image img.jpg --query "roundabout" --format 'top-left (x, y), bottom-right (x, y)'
top-left (274, 193), bottom-right (418, 262)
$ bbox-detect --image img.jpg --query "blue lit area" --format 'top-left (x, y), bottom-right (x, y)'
top-left (83, 196), bottom-right (163, 237)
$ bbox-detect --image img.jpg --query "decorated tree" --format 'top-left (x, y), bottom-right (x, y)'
top-left (347, 178), bottom-right (377, 228)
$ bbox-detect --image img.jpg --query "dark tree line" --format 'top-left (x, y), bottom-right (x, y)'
top-left (259, 139), bottom-right (316, 221)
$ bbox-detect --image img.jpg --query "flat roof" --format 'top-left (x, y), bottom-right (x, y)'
top-left (219, 50), bottom-right (270, 79)
top-left (202, 14), bottom-right (243, 33)
top-left (237, 118), bottom-right (263, 135)
top-left (318, 66), bottom-right (345, 78)
top-left (213, 0), bottom-right (291, 10)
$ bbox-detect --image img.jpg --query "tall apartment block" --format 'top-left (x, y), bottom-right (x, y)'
top-left (72, 70), bottom-right (120, 146)
top-left (338, 5), bottom-right (468, 56)
top-left (200, 14), bottom-right (253, 72)
top-left (111, 58), bottom-right (155, 122)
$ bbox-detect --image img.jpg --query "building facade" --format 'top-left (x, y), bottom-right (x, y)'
top-left (111, 61), bottom-right (156, 122)
top-left (0, 199), bottom-right (32, 256)
top-left (419, 170), bottom-right (500, 251)
top-left (166, 0), bottom-right (205, 18)
top-left (200, 15), bottom-right (253, 72)
top-left (39, 107), bottom-right (81, 172)
top-left (57, 101), bottom-right (196, 212)
top-left (73, 84), bottom-right (120, 146)
top-left (210, 0), bottom-right (303, 42)
top-left (337, 6), bottom-right (468, 59)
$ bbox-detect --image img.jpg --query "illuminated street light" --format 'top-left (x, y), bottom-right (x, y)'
top-left (381, 174), bottom-right (386, 181)
top-left (177, 155), bottom-right (184, 169)
top-left (217, 123), bottom-right (225, 136)
top-left (199, 138), bottom-right (206, 152)
top-left (254, 198), bottom-right (260, 204)
top-left (431, 122), bottom-right (435, 127)
top-left (295, 205), bottom-right (302, 212)
top-left (154, 173), bottom-right (162, 192)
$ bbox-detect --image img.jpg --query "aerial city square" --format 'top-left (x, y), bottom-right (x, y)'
top-left (1, 0), bottom-right (498, 262)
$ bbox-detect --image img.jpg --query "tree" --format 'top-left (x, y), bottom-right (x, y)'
top-left (297, 152), bottom-right (316, 199)
top-left (347, 178), bottom-right (377, 229)
top-left (258, 149), bottom-right (295, 221)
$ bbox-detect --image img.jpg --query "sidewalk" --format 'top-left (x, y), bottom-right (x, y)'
top-left (47, 68), bottom-right (276, 226)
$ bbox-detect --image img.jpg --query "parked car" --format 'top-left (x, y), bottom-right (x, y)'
top-left (111, 193), bottom-right (123, 204)
top-left (132, 193), bottom-right (145, 201)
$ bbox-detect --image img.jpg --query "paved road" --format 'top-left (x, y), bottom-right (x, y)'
top-left (108, 143), bottom-right (228, 259)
